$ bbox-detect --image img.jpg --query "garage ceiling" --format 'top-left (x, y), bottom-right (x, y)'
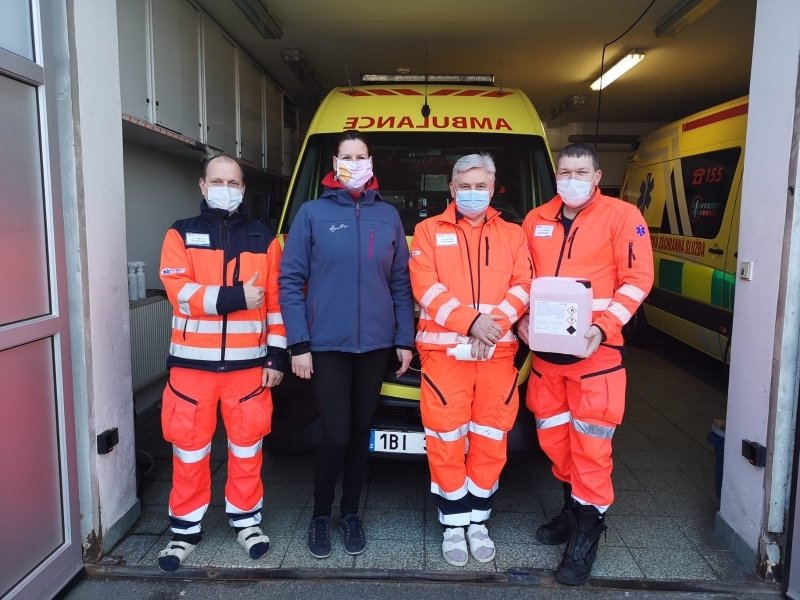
top-left (194, 0), bottom-right (756, 127)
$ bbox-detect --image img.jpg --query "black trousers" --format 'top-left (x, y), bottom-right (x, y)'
top-left (311, 348), bottom-right (392, 518)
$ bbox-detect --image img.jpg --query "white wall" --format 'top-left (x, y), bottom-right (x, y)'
top-left (721, 0), bottom-right (800, 570)
top-left (123, 142), bottom-right (203, 291)
top-left (545, 121), bottom-right (663, 189)
top-left (67, 0), bottom-right (139, 552)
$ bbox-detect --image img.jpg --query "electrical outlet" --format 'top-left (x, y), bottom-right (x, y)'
top-left (739, 261), bottom-right (753, 280)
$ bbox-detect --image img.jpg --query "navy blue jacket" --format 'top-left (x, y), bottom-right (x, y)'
top-left (279, 186), bottom-right (414, 353)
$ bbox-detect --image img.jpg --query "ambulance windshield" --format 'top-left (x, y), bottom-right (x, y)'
top-left (281, 132), bottom-right (555, 234)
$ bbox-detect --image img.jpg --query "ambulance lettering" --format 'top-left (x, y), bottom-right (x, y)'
top-left (651, 233), bottom-right (706, 257)
top-left (342, 116), bottom-right (514, 131)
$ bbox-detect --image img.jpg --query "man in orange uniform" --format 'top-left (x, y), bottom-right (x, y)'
top-left (518, 144), bottom-right (653, 585)
top-left (410, 154), bottom-right (532, 566)
top-left (157, 154), bottom-right (287, 572)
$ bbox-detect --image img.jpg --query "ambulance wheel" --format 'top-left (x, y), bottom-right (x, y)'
top-left (623, 307), bottom-right (650, 347)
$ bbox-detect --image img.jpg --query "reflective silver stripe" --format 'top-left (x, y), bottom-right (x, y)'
top-left (471, 508), bottom-right (492, 522)
top-left (425, 424), bottom-right (469, 442)
top-left (169, 502), bottom-right (207, 534)
top-left (226, 498), bottom-right (263, 527)
top-left (608, 302), bottom-right (633, 324)
top-left (497, 300), bottom-right (517, 321)
top-left (169, 503), bottom-right (208, 524)
top-left (415, 330), bottom-right (517, 345)
top-left (173, 442), bottom-right (211, 464)
top-left (431, 480), bottom-right (468, 500)
top-left (267, 334), bottom-right (287, 348)
top-left (467, 476), bottom-right (499, 498)
top-left (438, 509), bottom-right (471, 527)
top-left (177, 283), bottom-right (202, 315)
top-left (228, 439), bottom-right (263, 459)
top-left (477, 303), bottom-right (497, 313)
top-left (435, 298), bottom-right (460, 326)
top-left (266, 312), bottom-right (283, 325)
top-left (592, 298), bottom-right (612, 311)
top-left (170, 343), bottom-right (265, 361)
top-left (508, 285), bottom-right (529, 305)
top-left (420, 283), bottom-right (447, 308)
top-left (469, 421), bottom-right (505, 441)
top-left (226, 498), bottom-right (263, 514)
top-left (572, 418), bottom-right (616, 439)
top-left (617, 284), bottom-right (647, 303)
top-left (172, 317), bottom-right (264, 334)
top-left (535, 411), bottom-right (571, 430)
top-left (203, 285), bottom-right (220, 315)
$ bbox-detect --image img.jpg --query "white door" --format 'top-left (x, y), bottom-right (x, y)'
top-left (0, 1), bottom-right (82, 598)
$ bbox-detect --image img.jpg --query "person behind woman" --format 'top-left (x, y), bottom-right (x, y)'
top-left (279, 130), bottom-right (415, 558)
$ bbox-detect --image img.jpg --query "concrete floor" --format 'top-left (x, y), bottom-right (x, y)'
top-left (106, 337), bottom-right (763, 591)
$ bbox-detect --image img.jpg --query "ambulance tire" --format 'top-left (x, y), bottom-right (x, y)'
top-left (623, 306), bottom-right (650, 347)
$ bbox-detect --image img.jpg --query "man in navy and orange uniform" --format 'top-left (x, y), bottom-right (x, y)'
top-left (156, 154), bottom-right (287, 572)
top-left (410, 153), bottom-right (532, 566)
top-left (518, 143), bottom-right (653, 585)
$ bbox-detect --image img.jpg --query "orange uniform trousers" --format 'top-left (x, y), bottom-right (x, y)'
top-left (161, 366), bottom-right (272, 535)
top-left (526, 346), bottom-right (625, 509)
top-left (420, 348), bottom-right (519, 526)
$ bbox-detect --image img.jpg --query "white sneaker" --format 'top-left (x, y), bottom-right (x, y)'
top-left (442, 527), bottom-right (469, 566)
top-left (467, 523), bottom-right (496, 562)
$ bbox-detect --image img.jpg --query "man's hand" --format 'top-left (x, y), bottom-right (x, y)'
top-left (517, 314), bottom-right (530, 346)
top-left (469, 336), bottom-right (493, 361)
top-left (262, 367), bottom-right (284, 388)
top-left (243, 272), bottom-right (264, 309)
top-left (582, 325), bottom-right (604, 358)
top-left (469, 313), bottom-right (503, 345)
top-left (291, 352), bottom-right (313, 379)
top-left (395, 348), bottom-right (413, 377)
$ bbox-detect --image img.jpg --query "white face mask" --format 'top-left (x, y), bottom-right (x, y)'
top-left (206, 185), bottom-right (243, 212)
top-left (557, 179), bottom-right (594, 208)
top-left (455, 189), bottom-right (491, 218)
top-left (335, 158), bottom-right (373, 190)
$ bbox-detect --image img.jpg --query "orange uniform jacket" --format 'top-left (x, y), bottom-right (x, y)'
top-left (521, 191), bottom-right (654, 347)
top-left (410, 204), bottom-right (532, 357)
top-left (160, 208), bottom-right (287, 372)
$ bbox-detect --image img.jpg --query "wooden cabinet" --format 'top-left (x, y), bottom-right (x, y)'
top-left (264, 78), bottom-right (283, 173)
top-left (202, 16), bottom-right (236, 153)
top-left (238, 55), bottom-right (264, 167)
top-left (117, 0), bottom-right (150, 120)
top-left (151, 0), bottom-right (201, 139)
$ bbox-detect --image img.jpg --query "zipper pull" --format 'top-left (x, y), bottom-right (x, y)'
top-left (355, 202), bottom-right (360, 218)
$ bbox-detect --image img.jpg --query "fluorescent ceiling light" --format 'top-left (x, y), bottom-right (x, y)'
top-left (590, 49), bottom-right (644, 91)
top-left (549, 94), bottom-right (587, 120)
top-left (232, 0), bottom-right (283, 39)
top-left (654, 0), bottom-right (721, 37)
top-left (282, 48), bottom-right (323, 93)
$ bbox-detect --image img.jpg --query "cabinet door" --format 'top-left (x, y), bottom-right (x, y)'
top-left (151, 0), bottom-right (200, 139)
top-left (116, 0), bottom-right (150, 120)
top-left (202, 16), bottom-right (236, 152)
top-left (239, 55), bottom-right (264, 167)
top-left (264, 78), bottom-right (282, 172)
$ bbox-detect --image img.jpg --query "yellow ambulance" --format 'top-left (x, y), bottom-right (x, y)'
top-left (272, 76), bottom-right (556, 454)
top-left (620, 96), bottom-right (747, 362)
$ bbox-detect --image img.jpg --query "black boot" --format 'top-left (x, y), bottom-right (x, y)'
top-left (535, 482), bottom-right (573, 545)
top-left (555, 503), bottom-right (606, 586)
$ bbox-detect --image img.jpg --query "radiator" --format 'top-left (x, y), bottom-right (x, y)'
top-left (129, 296), bottom-right (172, 391)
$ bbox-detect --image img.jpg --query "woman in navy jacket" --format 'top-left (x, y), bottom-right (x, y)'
top-left (279, 130), bottom-right (414, 559)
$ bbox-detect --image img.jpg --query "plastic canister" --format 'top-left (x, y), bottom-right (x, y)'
top-left (135, 262), bottom-right (146, 299)
top-left (446, 343), bottom-right (496, 361)
top-left (127, 263), bottom-right (138, 302)
top-left (528, 276), bottom-right (592, 356)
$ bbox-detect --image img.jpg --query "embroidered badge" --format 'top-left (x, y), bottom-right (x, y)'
top-left (330, 224), bottom-right (348, 232)
top-left (636, 225), bottom-right (646, 237)
top-left (160, 267), bottom-right (186, 276)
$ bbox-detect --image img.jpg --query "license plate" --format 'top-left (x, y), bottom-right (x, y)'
top-left (369, 429), bottom-right (427, 454)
